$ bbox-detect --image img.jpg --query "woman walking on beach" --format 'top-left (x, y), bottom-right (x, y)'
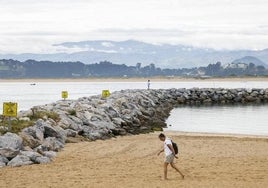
top-left (157, 133), bottom-right (184, 180)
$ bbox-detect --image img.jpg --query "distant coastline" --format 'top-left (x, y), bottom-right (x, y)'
top-left (1, 76), bottom-right (268, 83)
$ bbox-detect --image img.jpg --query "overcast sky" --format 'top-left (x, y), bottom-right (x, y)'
top-left (0, 0), bottom-right (268, 54)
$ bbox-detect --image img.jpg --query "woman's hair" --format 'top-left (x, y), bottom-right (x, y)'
top-left (158, 133), bottom-right (165, 138)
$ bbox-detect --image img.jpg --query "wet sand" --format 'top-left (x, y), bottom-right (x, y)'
top-left (0, 132), bottom-right (268, 188)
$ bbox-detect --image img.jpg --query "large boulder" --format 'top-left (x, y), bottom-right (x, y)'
top-left (41, 137), bottom-right (64, 152)
top-left (81, 126), bottom-right (112, 140)
top-left (19, 132), bottom-right (42, 149)
top-left (0, 148), bottom-right (20, 159)
top-left (58, 115), bottom-right (83, 131)
top-left (7, 155), bottom-right (33, 167)
top-left (22, 123), bottom-right (44, 142)
top-left (20, 151), bottom-right (42, 162)
top-left (35, 156), bottom-right (50, 164)
top-left (43, 124), bottom-right (66, 143)
top-left (0, 133), bottom-right (23, 159)
top-left (0, 132), bottom-right (23, 150)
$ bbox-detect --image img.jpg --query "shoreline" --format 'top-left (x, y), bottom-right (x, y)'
top-left (1, 76), bottom-right (268, 82)
top-left (1, 132), bottom-right (267, 188)
top-left (1, 87), bottom-right (268, 187)
top-left (163, 131), bottom-right (268, 140)
top-left (1, 88), bottom-right (268, 172)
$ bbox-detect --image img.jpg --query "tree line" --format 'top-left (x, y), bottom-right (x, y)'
top-left (0, 59), bottom-right (267, 78)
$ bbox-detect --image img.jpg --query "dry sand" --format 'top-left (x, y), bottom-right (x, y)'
top-left (1, 132), bottom-right (268, 188)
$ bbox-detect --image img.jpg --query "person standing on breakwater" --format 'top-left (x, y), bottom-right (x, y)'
top-left (157, 133), bottom-right (184, 180)
top-left (147, 79), bottom-right (150, 90)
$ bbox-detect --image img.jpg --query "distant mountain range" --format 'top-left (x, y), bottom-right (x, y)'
top-left (232, 56), bottom-right (267, 67)
top-left (1, 40), bottom-right (268, 68)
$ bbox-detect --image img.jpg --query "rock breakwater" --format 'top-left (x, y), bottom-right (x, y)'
top-left (1, 88), bottom-right (268, 167)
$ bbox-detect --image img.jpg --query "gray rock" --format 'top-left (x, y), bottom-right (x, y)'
top-left (53, 126), bottom-right (67, 143)
top-left (203, 99), bottom-right (212, 103)
top-left (23, 146), bottom-right (33, 151)
top-left (17, 109), bottom-right (33, 118)
top-left (47, 118), bottom-right (57, 126)
top-left (0, 148), bottom-right (20, 159)
top-left (112, 118), bottom-right (126, 126)
top-left (0, 156), bottom-right (9, 164)
top-left (44, 124), bottom-right (59, 137)
top-left (43, 151), bottom-right (57, 159)
top-left (41, 137), bottom-right (64, 152)
top-left (0, 133), bottom-right (22, 159)
top-left (58, 115), bottom-right (82, 131)
top-left (246, 88), bottom-right (252, 93)
top-left (66, 129), bottom-right (77, 137)
top-left (19, 132), bottom-right (41, 149)
top-left (22, 124), bottom-right (44, 142)
top-left (35, 156), bottom-right (50, 164)
top-left (177, 97), bottom-right (185, 103)
top-left (35, 119), bottom-right (46, 127)
top-left (7, 155), bottom-right (33, 167)
top-left (20, 151), bottom-right (42, 161)
top-left (105, 106), bottom-right (119, 118)
top-left (0, 132), bottom-right (23, 150)
top-left (44, 124), bottom-right (66, 143)
top-left (33, 145), bottom-right (43, 154)
top-left (81, 126), bottom-right (111, 140)
top-left (19, 117), bottom-right (31, 121)
top-left (111, 128), bottom-right (127, 135)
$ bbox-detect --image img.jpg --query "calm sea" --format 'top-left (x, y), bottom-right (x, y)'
top-left (165, 104), bottom-right (268, 136)
top-left (0, 81), bottom-right (267, 136)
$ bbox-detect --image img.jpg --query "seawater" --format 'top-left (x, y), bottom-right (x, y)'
top-left (0, 81), bottom-right (268, 136)
top-left (165, 104), bottom-right (268, 136)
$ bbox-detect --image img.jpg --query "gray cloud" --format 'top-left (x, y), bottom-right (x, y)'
top-left (1, 0), bottom-right (268, 53)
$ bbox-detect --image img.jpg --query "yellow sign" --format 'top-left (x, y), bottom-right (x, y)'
top-left (3, 102), bottom-right (17, 117)
top-left (102, 90), bottom-right (110, 98)
top-left (62, 91), bottom-right (68, 99)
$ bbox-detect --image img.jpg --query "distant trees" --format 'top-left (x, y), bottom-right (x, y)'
top-left (0, 59), bottom-right (267, 78)
top-left (23, 60), bottom-right (86, 78)
top-left (205, 62), bottom-right (222, 76)
top-left (203, 61), bottom-right (268, 76)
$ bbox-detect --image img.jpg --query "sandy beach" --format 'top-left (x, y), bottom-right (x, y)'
top-left (0, 132), bottom-right (268, 188)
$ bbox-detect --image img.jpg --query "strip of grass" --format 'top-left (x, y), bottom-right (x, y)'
top-left (0, 111), bottom-right (60, 135)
